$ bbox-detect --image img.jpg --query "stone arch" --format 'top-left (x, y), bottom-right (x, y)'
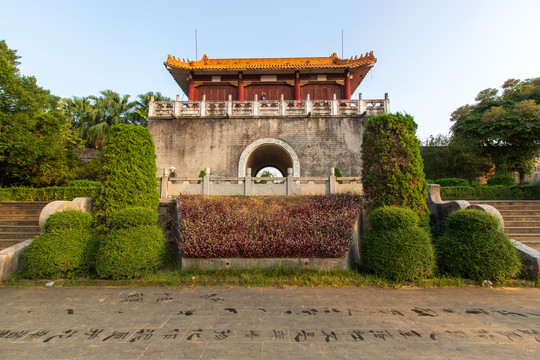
top-left (238, 138), bottom-right (300, 177)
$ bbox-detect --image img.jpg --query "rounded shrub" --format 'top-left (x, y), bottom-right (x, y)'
top-left (362, 113), bottom-right (429, 226)
top-left (23, 228), bottom-right (98, 279)
top-left (361, 206), bottom-right (435, 281)
top-left (109, 207), bottom-right (159, 230)
top-left (96, 225), bottom-right (167, 279)
top-left (435, 178), bottom-right (469, 187)
top-left (487, 173), bottom-right (516, 186)
top-left (44, 210), bottom-right (93, 232)
top-left (435, 209), bottom-right (521, 282)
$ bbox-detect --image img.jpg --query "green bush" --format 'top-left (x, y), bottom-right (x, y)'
top-left (487, 173), bottom-right (516, 186)
top-left (435, 178), bottom-right (469, 187)
top-left (434, 209), bottom-right (521, 282)
top-left (44, 210), bottom-right (93, 232)
top-left (362, 113), bottom-right (429, 226)
top-left (23, 227), bottom-right (98, 279)
top-left (66, 179), bottom-right (99, 188)
top-left (440, 185), bottom-right (540, 200)
top-left (361, 206), bottom-right (435, 281)
top-left (109, 207), bottom-right (159, 230)
top-left (93, 124), bottom-right (159, 230)
top-left (96, 225), bottom-right (166, 279)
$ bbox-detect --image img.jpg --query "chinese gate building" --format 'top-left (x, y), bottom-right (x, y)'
top-left (148, 52), bottom-right (389, 182)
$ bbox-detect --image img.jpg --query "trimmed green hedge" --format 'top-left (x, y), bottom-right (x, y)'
top-left (435, 178), bottom-right (469, 187)
top-left (434, 209), bottom-right (521, 282)
top-left (361, 206), bottom-right (435, 281)
top-left (96, 225), bottom-right (167, 279)
top-left (440, 185), bottom-right (540, 200)
top-left (23, 210), bottom-right (98, 279)
top-left (108, 207), bottom-right (159, 230)
top-left (44, 210), bottom-right (93, 232)
top-left (0, 187), bottom-right (98, 201)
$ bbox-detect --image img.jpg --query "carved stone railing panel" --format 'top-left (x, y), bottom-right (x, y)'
top-left (149, 97), bottom-right (389, 118)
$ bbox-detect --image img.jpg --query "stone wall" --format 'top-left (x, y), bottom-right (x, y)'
top-left (148, 115), bottom-right (365, 177)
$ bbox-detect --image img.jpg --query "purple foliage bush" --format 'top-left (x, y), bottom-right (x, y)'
top-left (177, 195), bottom-right (361, 258)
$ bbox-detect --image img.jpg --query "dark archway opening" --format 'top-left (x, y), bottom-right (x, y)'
top-left (245, 144), bottom-right (293, 176)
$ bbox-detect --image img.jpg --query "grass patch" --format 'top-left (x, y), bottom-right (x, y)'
top-left (2, 267), bottom-right (538, 288)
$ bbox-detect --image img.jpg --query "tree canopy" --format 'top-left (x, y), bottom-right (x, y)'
top-left (0, 40), bottom-right (79, 186)
top-left (63, 91), bottom-right (170, 148)
top-left (450, 78), bottom-right (540, 181)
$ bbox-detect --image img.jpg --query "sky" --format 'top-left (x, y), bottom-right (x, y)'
top-left (1, 0), bottom-right (539, 140)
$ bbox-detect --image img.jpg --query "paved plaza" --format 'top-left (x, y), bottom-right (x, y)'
top-left (0, 286), bottom-right (539, 359)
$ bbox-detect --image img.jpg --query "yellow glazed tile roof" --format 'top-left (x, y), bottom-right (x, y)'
top-left (165, 52), bottom-right (376, 71)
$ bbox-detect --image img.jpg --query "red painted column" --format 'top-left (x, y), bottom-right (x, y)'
top-left (344, 71), bottom-right (351, 100)
top-left (238, 72), bottom-right (244, 101)
top-left (188, 74), bottom-right (195, 101)
top-left (294, 71), bottom-right (301, 100)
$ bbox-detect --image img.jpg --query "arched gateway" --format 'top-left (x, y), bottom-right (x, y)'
top-left (238, 138), bottom-right (300, 177)
top-left (148, 52), bottom-right (389, 181)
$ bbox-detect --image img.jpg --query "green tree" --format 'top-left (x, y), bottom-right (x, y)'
top-left (76, 90), bottom-right (136, 148)
top-left (362, 113), bottom-right (429, 226)
top-left (451, 78), bottom-right (540, 182)
top-left (0, 40), bottom-right (80, 186)
top-left (420, 134), bottom-right (491, 182)
top-left (130, 91), bottom-right (171, 126)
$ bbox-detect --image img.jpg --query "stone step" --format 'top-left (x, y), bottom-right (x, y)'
top-left (468, 200), bottom-right (540, 206)
top-left (502, 216), bottom-right (539, 222)
top-left (0, 225), bottom-right (41, 233)
top-left (0, 232), bottom-right (41, 240)
top-left (508, 234), bottom-right (540, 242)
top-left (0, 215), bottom-right (43, 221)
top-left (504, 221), bottom-right (540, 227)
top-left (0, 220), bottom-right (39, 226)
top-left (505, 226), bottom-right (540, 234)
top-left (498, 210), bottom-right (540, 216)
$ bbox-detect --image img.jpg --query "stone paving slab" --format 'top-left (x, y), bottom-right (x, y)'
top-left (0, 287), bottom-right (539, 359)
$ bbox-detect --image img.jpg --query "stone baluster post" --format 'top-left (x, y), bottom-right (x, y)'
top-left (148, 94), bottom-right (155, 118)
top-left (305, 93), bottom-right (312, 115)
top-left (174, 94), bottom-right (181, 117)
top-left (160, 169), bottom-right (169, 199)
top-left (358, 93), bottom-right (365, 115)
top-left (286, 168), bottom-right (294, 195)
top-left (331, 94), bottom-right (338, 116)
top-left (203, 168), bottom-right (210, 195)
top-left (244, 168), bottom-right (252, 196)
top-left (200, 94), bottom-right (206, 117)
top-left (227, 94), bottom-right (232, 116)
top-left (253, 94), bottom-right (259, 116)
top-left (279, 94), bottom-right (285, 116)
top-left (384, 93), bottom-right (390, 113)
top-left (329, 167), bottom-right (336, 194)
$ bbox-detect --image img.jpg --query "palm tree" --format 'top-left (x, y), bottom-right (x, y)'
top-left (130, 91), bottom-right (171, 126)
top-left (79, 90), bottom-right (136, 148)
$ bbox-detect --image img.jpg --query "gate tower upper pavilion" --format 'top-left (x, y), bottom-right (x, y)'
top-left (148, 52), bottom-right (389, 179)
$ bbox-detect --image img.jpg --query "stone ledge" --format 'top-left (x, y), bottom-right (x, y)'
top-left (511, 239), bottom-right (540, 278)
top-left (0, 240), bottom-right (32, 280)
top-left (181, 257), bottom-right (349, 270)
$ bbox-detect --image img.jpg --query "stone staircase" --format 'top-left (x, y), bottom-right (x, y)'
top-left (0, 202), bottom-right (47, 251)
top-left (468, 200), bottom-right (540, 251)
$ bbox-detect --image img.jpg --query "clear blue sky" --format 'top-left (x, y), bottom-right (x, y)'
top-left (2, 0), bottom-right (539, 139)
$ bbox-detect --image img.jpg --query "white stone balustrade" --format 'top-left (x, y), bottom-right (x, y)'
top-left (148, 93), bottom-right (389, 119)
top-left (158, 168), bottom-right (363, 198)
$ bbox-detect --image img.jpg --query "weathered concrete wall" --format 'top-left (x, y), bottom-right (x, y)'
top-left (148, 115), bottom-right (365, 177)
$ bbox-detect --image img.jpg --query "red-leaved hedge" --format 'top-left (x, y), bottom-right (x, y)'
top-left (177, 195), bottom-right (361, 258)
